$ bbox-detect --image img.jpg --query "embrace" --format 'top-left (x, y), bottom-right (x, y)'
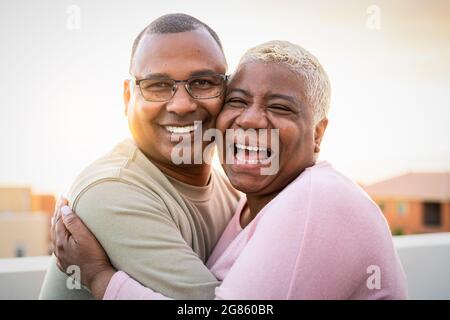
top-left (40, 13), bottom-right (407, 300)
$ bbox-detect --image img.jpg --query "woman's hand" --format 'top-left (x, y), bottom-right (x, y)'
top-left (51, 197), bottom-right (117, 299)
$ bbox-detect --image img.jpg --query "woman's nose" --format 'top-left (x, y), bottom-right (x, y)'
top-left (235, 105), bottom-right (268, 129)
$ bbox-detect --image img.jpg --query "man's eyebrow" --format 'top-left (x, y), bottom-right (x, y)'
top-left (189, 69), bottom-right (222, 77)
top-left (140, 70), bottom-right (221, 80)
top-left (140, 72), bottom-right (171, 79)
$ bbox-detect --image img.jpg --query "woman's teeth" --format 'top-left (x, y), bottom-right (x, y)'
top-left (165, 123), bottom-right (199, 134)
top-left (235, 143), bottom-right (267, 152)
top-left (234, 143), bottom-right (272, 164)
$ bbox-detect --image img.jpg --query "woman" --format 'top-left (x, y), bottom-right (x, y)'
top-left (52, 40), bottom-right (407, 299)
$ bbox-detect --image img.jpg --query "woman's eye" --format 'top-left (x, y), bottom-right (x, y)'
top-left (226, 99), bottom-right (246, 108)
top-left (269, 104), bottom-right (291, 113)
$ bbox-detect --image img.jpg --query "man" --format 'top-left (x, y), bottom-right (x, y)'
top-left (39, 13), bottom-right (241, 299)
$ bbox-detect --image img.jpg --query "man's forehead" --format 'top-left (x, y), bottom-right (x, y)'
top-left (135, 29), bottom-right (222, 60)
top-left (131, 30), bottom-right (227, 77)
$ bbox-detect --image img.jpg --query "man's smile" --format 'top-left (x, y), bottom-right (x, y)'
top-left (163, 122), bottom-right (202, 134)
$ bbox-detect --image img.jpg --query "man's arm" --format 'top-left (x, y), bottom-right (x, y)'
top-left (40, 180), bottom-right (220, 300)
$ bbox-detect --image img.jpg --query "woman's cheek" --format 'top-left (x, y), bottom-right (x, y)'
top-left (216, 109), bottom-right (234, 131)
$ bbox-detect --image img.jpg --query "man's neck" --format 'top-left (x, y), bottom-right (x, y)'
top-left (157, 161), bottom-right (212, 187)
top-left (135, 140), bottom-right (213, 186)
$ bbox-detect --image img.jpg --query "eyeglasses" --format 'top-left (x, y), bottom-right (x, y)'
top-left (131, 74), bottom-right (228, 102)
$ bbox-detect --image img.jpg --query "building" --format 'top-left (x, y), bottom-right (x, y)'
top-left (0, 187), bottom-right (55, 258)
top-left (364, 172), bottom-right (450, 235)
top-left (0, 187), bottom-right (32, 213)
top-left (0, 212), bottom-right (51, 258)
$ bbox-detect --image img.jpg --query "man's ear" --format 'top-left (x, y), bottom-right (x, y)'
top-left (314, 117), bottom-right (328, 153)
top-left (123, 79), bottom-right (131, 116)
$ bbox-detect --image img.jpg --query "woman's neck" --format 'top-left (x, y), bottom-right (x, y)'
top-left (240, 192), bottom-right (280, 228)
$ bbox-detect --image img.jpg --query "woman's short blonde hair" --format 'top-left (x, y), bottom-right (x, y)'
top-left (238, 40), bottom-right (331, 124)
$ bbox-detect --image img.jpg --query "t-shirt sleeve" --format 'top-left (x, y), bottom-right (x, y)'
top-left (40, 180), bottom-right (220, 300)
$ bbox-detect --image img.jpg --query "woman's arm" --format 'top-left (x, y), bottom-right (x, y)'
top-left (52, 202), bottom-right (116, 299)
top-left (52, 203), bottom-right (174, 299)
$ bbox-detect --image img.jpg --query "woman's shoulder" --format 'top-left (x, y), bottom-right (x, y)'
top-left (307, 162), bottom-right (376, 208)
top-left (271, 161), bottom-right (386, 229)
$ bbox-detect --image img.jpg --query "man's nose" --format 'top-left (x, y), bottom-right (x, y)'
top-left (166, 85), bottom-right (198, 115)
top-left (235, 104), bottom-right (268, 129)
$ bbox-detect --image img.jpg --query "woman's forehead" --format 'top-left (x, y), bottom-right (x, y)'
top-left (228, 62), bottom-right (306, 100)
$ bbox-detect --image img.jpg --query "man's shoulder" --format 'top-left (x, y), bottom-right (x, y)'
top-left (67, 139), bottom-right (134, 198)
top-left (67, 139), bottom-right (170, 206)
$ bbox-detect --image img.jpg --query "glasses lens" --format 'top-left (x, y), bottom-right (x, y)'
top-left (139, 79), bottom-right (175, 101)
top-left (187, 75), bottom-right (225, 99)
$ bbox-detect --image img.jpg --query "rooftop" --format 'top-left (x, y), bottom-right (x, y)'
top-left (364, 172), bottom-right (450, 201)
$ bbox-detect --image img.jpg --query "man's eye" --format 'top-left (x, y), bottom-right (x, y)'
top-left (191, 79), bottom-right (213, 88)
top-left (141, 81), bottom-right (172, 91)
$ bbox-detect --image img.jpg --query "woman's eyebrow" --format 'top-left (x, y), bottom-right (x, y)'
top-left (266, 93), bottom-right (302, 107)
top-left (227, 88), bottom-right (251, 96)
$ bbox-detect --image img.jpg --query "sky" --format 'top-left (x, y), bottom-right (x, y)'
top-left (0, 0), bottom-right (449, 195)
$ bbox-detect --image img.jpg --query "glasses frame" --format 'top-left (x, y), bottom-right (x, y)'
top-left (130, 74), bottom-right (229, 102)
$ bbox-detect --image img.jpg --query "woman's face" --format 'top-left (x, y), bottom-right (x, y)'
top-left (216, 61), bottom-right (325, 196)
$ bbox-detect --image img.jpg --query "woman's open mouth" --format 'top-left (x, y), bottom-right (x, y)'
top-left (233, 143), bottom-right (272, 165)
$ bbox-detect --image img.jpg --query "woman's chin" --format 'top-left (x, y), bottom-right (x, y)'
top-left (225, 167), bottom-right (273, 195)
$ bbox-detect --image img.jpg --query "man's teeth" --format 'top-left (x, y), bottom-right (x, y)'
top-left (165, 123), bottom-right (199, 134)
top-left (235, 143), bottom-right (267, 152)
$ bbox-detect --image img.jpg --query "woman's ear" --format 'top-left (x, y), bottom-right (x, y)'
top-left (314, 118), bottom-right (328, 153)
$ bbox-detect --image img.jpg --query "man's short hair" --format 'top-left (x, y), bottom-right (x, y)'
top-left (238, 40), bottom-right (331, 125)
top-left (129, 13), bottom-right (224, 73)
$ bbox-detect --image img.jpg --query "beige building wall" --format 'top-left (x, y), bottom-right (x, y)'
top-left (0, 212), bottom-right (50, 258)
top-left (0, 187), bottom-right (32, 213)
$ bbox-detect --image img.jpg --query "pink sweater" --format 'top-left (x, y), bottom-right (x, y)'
top-left (104, 162), bottom-right (407, 299)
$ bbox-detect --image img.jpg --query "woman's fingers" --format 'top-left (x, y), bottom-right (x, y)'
top-left (51, 196), bottom-right (70, 254)
top-left (54, 212), bottom-right (70, 258)
top-left (52, 196), bottom-right (68, 226)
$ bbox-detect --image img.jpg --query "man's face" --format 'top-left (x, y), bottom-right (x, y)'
top-left (217, 61), bottom-right (327, 196)
top-left (124, 29), bottom-right (227, 167)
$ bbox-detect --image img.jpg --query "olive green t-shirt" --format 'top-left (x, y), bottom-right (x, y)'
top-left (39, 139), bottom-right (241, 299)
